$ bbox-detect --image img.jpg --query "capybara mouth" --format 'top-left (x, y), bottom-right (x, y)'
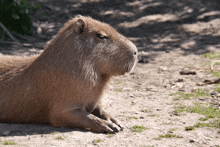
top-left (126, 58), bottom-right (137, 73)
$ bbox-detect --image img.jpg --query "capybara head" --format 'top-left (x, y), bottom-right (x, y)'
top-left (45, 15), bottom-right (138, 81)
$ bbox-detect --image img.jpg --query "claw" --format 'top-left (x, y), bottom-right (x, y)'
top-left (118, 124), bottom-right (124, 131)
top-left (113, 127), bottom-right (119, 132)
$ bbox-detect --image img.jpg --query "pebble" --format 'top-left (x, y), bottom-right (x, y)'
top-left (158, 66), bottom-right (168, 71)
top-left (2, 131), bottom-right (10, 136)
top-left (189, 139), bottom-right (196, 143)
top-left (210, 91), bottom-right (216, 95)
top-left (178, 88), bottom-right (186, 92)
top-left (176, 79), bottom-right (184, 82)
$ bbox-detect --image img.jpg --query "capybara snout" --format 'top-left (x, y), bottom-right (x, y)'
top-left (115, 37), bottom-right (138, 74)
top-left (124, 39), bottom-right (138, 73)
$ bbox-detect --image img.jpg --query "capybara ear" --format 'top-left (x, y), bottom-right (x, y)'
top-left (76, 19), bottom-right (86, 34)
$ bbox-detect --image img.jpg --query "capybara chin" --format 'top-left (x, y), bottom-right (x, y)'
top-left (0, 15), bottom-right (138, 133)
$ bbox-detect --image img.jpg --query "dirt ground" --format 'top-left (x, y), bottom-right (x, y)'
top-left (0, 0), bottom-right (220, 146)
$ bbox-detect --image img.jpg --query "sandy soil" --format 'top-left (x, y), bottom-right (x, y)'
top-left (0, 0), bottom-right (220, 146)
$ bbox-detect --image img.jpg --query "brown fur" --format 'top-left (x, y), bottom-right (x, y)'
top-left (0, 16), bottom-right (138, 133)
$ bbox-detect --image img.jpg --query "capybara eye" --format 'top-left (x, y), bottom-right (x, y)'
top-left (96, 34), bottom-right (108, 39)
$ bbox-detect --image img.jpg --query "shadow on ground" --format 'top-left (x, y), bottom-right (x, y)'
top-left (0, 123), bottom-right (87, 136)
top-left (1, 0), bottom-right (220, 56)
top-left (30, 0), bottom-right (220, 55)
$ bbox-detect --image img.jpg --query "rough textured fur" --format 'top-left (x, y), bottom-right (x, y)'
top-left (0, 16), bottom-right (138, 133)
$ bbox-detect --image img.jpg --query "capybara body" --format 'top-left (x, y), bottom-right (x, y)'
top-left (0, 16), bottom-right (138, 133)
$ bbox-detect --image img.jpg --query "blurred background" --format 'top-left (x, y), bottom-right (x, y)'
top-left (0, 0), bottom-right (220, 56)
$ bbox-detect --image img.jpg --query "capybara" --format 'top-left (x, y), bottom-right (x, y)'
top-left (0, 15), bottom-right (138, 133)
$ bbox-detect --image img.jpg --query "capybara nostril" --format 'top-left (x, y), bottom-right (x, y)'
top-left (131, 47), bottom-right (138, 60)
top-left (128, 40), bottom-right (138, 58)
top-left (133, 51), bottom-right (137, 56)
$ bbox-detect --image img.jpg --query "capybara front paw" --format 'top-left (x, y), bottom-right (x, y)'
top-left (107, 116), bottom-right (123, 131)
top-left (101, 122), bottom-right (121, 133)
top-left (91, 120), bottom-right (121, 133)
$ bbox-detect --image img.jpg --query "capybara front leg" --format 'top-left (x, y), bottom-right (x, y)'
top-left (49, 110), bottom-right (120, 133)
top-left (91, 106), bottom-right (123, 131)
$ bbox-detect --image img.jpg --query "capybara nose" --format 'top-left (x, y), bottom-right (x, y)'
top-left (126, 42), bottom-right (138, 73)
top-left (129, 42), bottom-right (138, 59)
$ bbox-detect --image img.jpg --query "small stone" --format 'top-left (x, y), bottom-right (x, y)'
top-left (189, 139), bottom-right (195, 143)
top-left (2, 131), bottom-right (10, 136)
top-left (176, 79), bottom-right (184, 82)
top-left (145, 88), bottom-right (152, 91)
top-left (210, 91), bottom-right (216, 95)
top-left (138, 57), bottom-right (148, 63)
top-left (135, 111), bottom-right (140, 114)
top-left (180, 70), bottom-right (196, 75)
top-left (176, 83), bottom-right (184, 88)
top-left (178, 88), bottom-right (186, 92)
top-left (139, 116), bottom-right (144, 119)
top-left (196, 82), bottom-right (204, 86)
top-left (129, 95), bottom-right (134, 98)
top-left (173, 113), bottom-right (179, 116)
top-left (37, 27), bottom-right (42, 34)
top-left (159, 66), bottom-right (168, 71)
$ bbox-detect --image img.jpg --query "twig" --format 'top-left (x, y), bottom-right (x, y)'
top-left (193, 67), bottom-right (220, 72)
top-left (204, 79), bottom-right (220, 84)
top-left (197, 78), bottom-right (220, 86)
top-left (11, 31), bottom-right (36, 41)
top-left (0, 22), bottom-right (21, 44)
top-left (210, 60), bottom-right (220, 70)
